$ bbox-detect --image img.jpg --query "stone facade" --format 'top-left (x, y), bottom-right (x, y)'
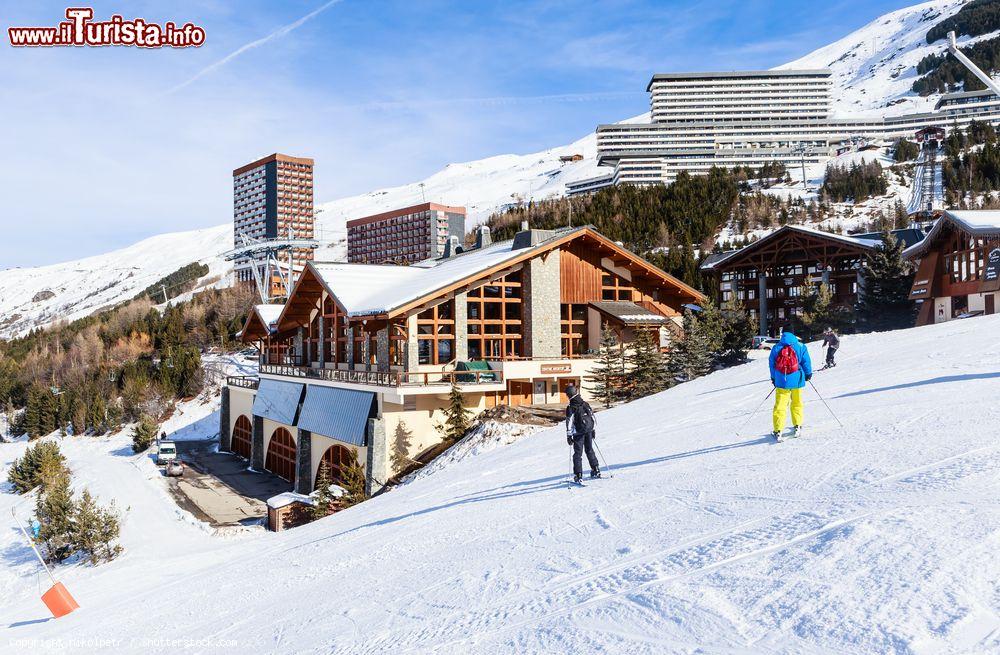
top-left (453, 291), bottom-right (469, 362)
top-left (376, 327), bottom-right (390, 373)
top-left (219, 386), bottom-right (231, 452)
top-left (365, 417), bottom-right (389, 496)
top-left (346, 326), bottom-right (355, 367)
top-left (523, 250), bottom-right (562, 358)
top-left (404, 314), bottom-right (419, 371)
top-left (251, 415), bottom-right (266, 470)
top-left (295, 429), bottom-right (312, 494)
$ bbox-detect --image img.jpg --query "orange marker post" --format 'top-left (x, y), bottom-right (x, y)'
top-left (11, 497), bottom-right (81, 619)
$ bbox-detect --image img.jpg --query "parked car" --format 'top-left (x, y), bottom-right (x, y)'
top-left (156, 440), bottom-right (178, 465)
top-left (752, 336), bottom-right (780, 350)
top-left (164, 460), bottom-right (184, 477)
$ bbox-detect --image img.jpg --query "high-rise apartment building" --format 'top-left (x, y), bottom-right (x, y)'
top-left (575, 68), bottom-right (1000, 193)
top-left (347, 203), bottom-right (466, 264)
top-left (233, 153), bottom-right (315, 283)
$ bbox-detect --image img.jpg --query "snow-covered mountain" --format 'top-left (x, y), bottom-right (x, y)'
top-left (4, 314), bottom-right (1000, 652)
top-left (0, 0), bottom-right (986, 338)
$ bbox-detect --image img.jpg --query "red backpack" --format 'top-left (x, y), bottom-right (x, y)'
top-left (774, 344), bottom-right (799, 375)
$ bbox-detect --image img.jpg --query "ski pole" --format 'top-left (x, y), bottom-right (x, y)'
top-left (809, 380), bottom-right (843, 429)
top-left (593, 439), bottom-right (614, 478)
top-left (736, 386), bottom-right (775, 438)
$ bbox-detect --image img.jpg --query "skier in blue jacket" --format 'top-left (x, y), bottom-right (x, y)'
top-left (768, 326), bottom-right (813, 440)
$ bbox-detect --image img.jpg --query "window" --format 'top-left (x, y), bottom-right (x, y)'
top-left (416, 300), bottom-right (456, 364)
top-left (466, 272), bottom-right (523, 360)
top-left (561, 304), bottom-right (588, 357)
top-left (601, 272), bottom-right (635, 301)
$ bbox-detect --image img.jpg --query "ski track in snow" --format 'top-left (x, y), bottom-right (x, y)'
top-left (2, 316), bottom-right (1000, 653)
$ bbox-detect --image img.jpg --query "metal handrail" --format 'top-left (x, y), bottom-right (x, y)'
top-left (258, 364), bottom-right (503, 388)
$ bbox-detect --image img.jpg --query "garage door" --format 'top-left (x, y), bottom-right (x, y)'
top-left (231, 415), bottom-right (252, 459)
top-left (265, 427), bottom-right (296, 482)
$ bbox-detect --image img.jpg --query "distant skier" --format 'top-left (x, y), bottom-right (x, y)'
top-left (768, 326), bottom-right (813, 440)
top-left (822, 327), bottom-right (840, 369)
top-left (565, 384), bottom-right (600, 483)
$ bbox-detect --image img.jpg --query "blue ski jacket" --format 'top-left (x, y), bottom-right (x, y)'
top-left (768, 332), bottom-right (813, 390)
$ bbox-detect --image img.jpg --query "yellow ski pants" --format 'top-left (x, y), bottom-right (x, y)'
top-left (772, 387), bottom-right (804, 433)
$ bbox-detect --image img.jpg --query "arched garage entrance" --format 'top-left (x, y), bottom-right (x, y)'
top-left (316, 444), bottom-right (356, 489)
top-left (231, 415), bottom-right (252, 459)
top-left (265, 427), bottom-right (296, 482)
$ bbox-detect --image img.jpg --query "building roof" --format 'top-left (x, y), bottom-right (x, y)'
top-left (647, 69), bottom-right (831, 91)
top-left (233, 153), bottom-right (313, 176)
top-left (590, 301), bottom-right (669, 325)
top-left (346, 202), bottom-right (466, 228)
top-left (904, 210), bottom-right (1000, 260)
top-left (700, 225), bottom-right (885, 271)
top-left (278, 226), bottom-right (705, 325)
top-left (239, 304), bottom-right (285, 341)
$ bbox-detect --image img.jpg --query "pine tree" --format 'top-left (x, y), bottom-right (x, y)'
top-left (7, 440), bottom-right (68, 493)
top-left (73, 489), bottom-right (102, 565)
top-left (132, 414), bottom-right (158, 453)
top-left (390, 421), bottom-right (415, 475)
top-left (34, 468), bottom-right (76, 564)
top-left (856, 231), bottom-right (917, 332)
top-left (799, 283), bottom-right (852, 340)
top-left (440, 382), bottom-right (471, 441)
top-left (667, 310), bottom-right (716, 384)
top-left (585, 325), bottom-right (624, 408)
top-left (626, 328), bottom-right (666, 400)
top-left (340, 451), bottom-right (368, 507)
top-left (310, 462), bottom-right (337, 520)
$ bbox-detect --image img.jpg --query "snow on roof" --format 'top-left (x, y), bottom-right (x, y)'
top-left (255, 304), bottom-right (284, 327)
top-left (590, 301), bottom-right (668, 325)
top-left (701, 225), bottom-right (881, 270)
top-left (266, 492), bottom-right (315, 510)
top-left (312, 228), bottom-right (585, 316)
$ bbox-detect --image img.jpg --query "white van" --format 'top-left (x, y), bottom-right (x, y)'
top-left (156, 440), bottom-right (178, 465)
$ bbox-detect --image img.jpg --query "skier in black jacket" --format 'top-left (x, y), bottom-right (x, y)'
top-left (565, 384), bottom-right (600, 483)
top-left (822, 327), bottom-right (840, 368)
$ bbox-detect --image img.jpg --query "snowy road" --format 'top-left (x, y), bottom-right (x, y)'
top-left (3, 318), bottom-right (1000, 653)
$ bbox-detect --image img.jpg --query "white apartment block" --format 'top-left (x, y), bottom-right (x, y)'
top-left (571, 70), bottom-right (1000, 194)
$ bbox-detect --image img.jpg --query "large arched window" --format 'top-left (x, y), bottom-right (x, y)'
top-left (231, 415), bottom-right (252, 460)
top-left (316, 444), bottom-right (356, 489)
top-left (265, 428), bottom-right (296, 482)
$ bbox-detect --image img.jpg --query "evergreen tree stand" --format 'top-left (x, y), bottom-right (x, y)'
top-left (10, 496), bottom-right (80, 619)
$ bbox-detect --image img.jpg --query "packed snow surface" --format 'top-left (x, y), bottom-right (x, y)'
top-left (4, 316), bottom-right (1000, 653)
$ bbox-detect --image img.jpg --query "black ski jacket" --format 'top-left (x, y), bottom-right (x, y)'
top-left (565, 395), bottom-right (596, 436)
top-left (822, 333), bottom-right (840, 349)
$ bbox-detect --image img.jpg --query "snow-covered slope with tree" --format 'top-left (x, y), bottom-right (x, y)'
top-left (0, 0), bottom-right (987, 338)
top-left (4, 316), bottom-right (1000, 653)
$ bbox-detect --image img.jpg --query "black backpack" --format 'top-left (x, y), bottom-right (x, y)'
top-left (570, 400), bottom-right (595, 434)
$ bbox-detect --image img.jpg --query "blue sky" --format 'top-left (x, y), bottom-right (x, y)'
top-left (0, 0), bottom-right (913, 268)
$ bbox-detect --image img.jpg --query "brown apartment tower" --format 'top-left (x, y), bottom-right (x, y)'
top-left (347, 203), bottom-right (466, 264)
top-left (233, 153), bottom-right (315, 284)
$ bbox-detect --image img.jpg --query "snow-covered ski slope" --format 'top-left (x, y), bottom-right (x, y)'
top-left (5, 316), bottom-right (1000, 653)
top-left (1, 0), bottom-right (987, 339)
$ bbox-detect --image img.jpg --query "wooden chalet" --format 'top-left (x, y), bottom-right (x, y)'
top-left (222, 225), bottom-right (705, 499)
top-left (702, 225), bottom-right (925, 335)
top-left (904, 210), bottom-right (1000, 326)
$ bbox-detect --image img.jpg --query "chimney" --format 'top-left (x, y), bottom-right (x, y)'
top-left (475, 225), bottom-right (492, 249)
top-left (443, 235), bottom-right (463, 258)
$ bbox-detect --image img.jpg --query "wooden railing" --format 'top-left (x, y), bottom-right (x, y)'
top-left (258, 364), bottom-right (503, 388)
top-left (226, 376), bottom-right (259, 390)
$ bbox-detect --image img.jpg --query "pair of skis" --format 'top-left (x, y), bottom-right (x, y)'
top-left (567, 473), bottom-right (609, 488)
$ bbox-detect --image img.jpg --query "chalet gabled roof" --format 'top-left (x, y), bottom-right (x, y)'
top-left (904, 210), bottom-right (1000, 260)
top-left (700, 225), bottom-right (882, 271)
top-left (239, 303), bottom-right (284, 341)
top-left (282, 227), bottom-right (704, 323)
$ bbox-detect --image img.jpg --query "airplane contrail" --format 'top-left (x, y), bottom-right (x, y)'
top-left (166, 0), bottom-right (346, 94)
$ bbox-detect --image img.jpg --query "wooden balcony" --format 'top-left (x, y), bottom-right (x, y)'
top-left (258, 363), bottom-right (503, 388)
